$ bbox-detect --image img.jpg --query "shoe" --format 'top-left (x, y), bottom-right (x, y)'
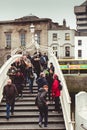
top-left (39, 122), bottom-right (42, 127)
top-left (11, 112), bottom-right (14, 115)
top-left (52, 110), bottom-right (57, 113)
top-left (44, 125), bottom-right (47, 127)
top-left (21, 95), bottom-right (23, 98)
top-left (6, 117), bottom-right (9, 120)
top-left (58, 110), bottom-right (61, 113)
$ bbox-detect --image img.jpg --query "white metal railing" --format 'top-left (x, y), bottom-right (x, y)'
top-left (81, 124), bottom-right (87, 130)
top-left (0, 54), bottom-right (22, 102)
top-left (36, 45), bottom-right (74, 130)
top-left (47, 48), bottom-right (74, 130)
top-left (0, 43), bottom-right (74, 130)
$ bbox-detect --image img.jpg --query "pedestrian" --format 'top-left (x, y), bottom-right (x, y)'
top-left (43, 52), bottom-right (49, 69)
top-left (7, 64), bottom-right (17, 83)
top-left (49, 62), bottom-right (55, 74)
top-left (45, 69), bottom-right (53, 101)
top-left (33, 53), bottom-right (41, 79)
top-left (25, 63), bottom-right (34, 93)
top-left (51, 74), bottom-right (61, 113)
top-left (36, 72), bottom-right (48, 91)
top-left (35, 85), bottom-right (49, 127)
top-left (14, 69), bottom-right (24, 98)
top-left (3, 79), bottom-right (18, 120)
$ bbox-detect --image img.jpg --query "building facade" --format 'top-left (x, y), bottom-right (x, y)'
top-left (74, 0), bottom-right (87, 35)
top-left (0, 15), bottom-right (59, 65)
top-left (75, 36), bottom-right (87, 59)
top-left (48, 29), bottom-right (75, 59)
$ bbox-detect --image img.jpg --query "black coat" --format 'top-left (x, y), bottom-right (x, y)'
top-left (35, 88), bottom-right (48, 107)
top-left (36, 77), bottom-right (48, 89)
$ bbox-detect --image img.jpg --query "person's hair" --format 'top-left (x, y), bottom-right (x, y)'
top-left (43, 85), bottom-right (48, 88)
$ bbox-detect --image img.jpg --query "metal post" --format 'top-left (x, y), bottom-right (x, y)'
top-left (30, 23), bottom-right (39, 53)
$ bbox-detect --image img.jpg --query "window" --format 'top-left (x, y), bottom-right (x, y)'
top-left (65, 46), bottom-right (70, 57)
top-left (53, 46), bottom-right (57, 50)
top-left (36, 32), bottom-right (40, 45)
top-left (53, 33), bottom-right (57, 41)
top-left (52, 45), bottom-right (58, 57)
top-left (5, 33), bottom-right (11, 48)
top-left (78, 50), bottom-right (82, 57)
top-left (65, 33), bottom-right (70, 40)
top-left (20, 33), bottom-right (26, 46)
top-left (78, 40), bottom-right (82, 46)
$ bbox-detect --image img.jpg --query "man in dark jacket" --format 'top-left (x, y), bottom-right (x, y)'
top-left (3, 79), bottom-right (18, 120)
top-left (35, 85), bottom-right (48, 127)
top-left (36, 72), bottom-right (48, 91)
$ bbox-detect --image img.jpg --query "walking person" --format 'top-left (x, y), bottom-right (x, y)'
top-left (3, 79), bottom-right (18, 120)
top-left (46, 69), bottom-right (53, 101)
top-left (25, 63), bottom-right (34, 93)
top-left (35, 85), bottom-right (49, 127)
top-left (36, 72), bottom-right (48, 91)
top-left (51, 74), bottom-right (61, 113)
top-left (14, 69), bottom-right (24, 98)
top-left (49, 62), bottom-right (55, 74)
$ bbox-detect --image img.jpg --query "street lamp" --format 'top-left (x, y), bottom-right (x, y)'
top-left (30, 23), bottom-right (39, 53)
top-left (58, 37), bottom-right (61, 59)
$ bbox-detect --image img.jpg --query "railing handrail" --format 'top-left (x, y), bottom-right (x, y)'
top-left (47, 47), bottom-right (73, 130)
top-left (0, 54), bottom-right (22, 102)
top-left (1, 44), bottom-right (73, 130)
top-left (81, 124), bottom-right (87, 130)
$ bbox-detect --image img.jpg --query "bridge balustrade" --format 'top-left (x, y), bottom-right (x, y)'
top-left (0, 54), bottom-right (22, 102)
top-left (0, 44), bottom-right (74, 130)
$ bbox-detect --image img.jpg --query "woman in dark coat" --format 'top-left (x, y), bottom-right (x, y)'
top-left (14, 70), bottom-right (24, 97)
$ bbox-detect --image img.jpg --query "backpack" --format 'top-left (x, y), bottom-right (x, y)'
top-left (59, 84), bottom-right (63, 90)
top-left (58, 79), bottom-right (63, 91)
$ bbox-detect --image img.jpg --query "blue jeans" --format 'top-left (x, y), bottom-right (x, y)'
top-left (6, 104), bottom-right (10, 119)
top-left (6, 102), bottom-right (14, 119)
top-left (27, 77), bottom-right (33, 93)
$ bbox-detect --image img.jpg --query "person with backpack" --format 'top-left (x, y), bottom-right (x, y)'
top-left (35, 85), bottom-right (49, 127)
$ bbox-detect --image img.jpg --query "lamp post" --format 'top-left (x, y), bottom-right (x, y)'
top-left (30, 23), bottom-right (35, 45)
top-left (58, 37), bottom-right (60, 59)
top-left (30, 23), bottom-right (39, 53)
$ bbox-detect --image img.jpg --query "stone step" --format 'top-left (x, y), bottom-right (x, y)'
top-left (0, 106), bottom-right (55, 112)
top-left (0, 85), bottom-right (66, 130)
top-left (0, 117), bottom-right (64, 124)
top-left (1, 101), bottom-right (55, 106)
top-left (0, 111), bottom-right (63, 117)
top-left (0, 123), bottom-right (66, 130)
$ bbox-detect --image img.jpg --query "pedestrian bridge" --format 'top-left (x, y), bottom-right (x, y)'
top-left (0, 45), bottom-right (74, 130)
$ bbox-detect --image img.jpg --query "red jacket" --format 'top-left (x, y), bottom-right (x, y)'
top-left (52, 79), bottom-right (60, 98)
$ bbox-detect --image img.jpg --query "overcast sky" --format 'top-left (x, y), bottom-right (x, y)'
top-left (0, 0), bottom-right (85, 29)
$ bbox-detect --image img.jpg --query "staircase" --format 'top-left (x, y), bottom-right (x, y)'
top-left (0, 84), bottom-right (66, 130)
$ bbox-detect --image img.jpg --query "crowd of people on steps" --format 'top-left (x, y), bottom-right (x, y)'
top-left (2, 51), bottom-right (62, 128)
